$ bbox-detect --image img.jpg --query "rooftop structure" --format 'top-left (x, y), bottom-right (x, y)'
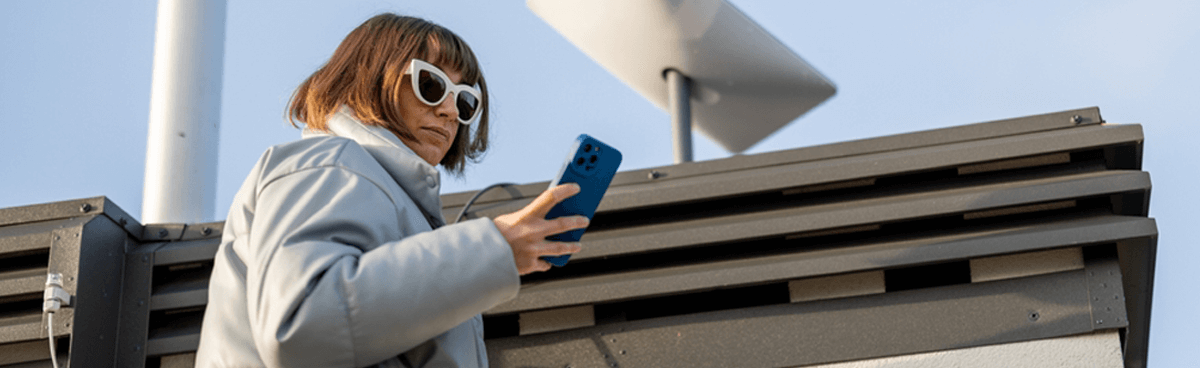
top-left (0, 107), bottom-right (1155, 367)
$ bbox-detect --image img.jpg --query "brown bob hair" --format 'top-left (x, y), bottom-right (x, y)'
top-left (288, 13), bottom-right (490, 175)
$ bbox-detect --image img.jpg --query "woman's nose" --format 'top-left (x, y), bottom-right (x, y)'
top-left (435, 93), bottom-right (458, 121)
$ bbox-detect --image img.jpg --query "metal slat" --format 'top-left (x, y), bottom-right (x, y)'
top-left (0, 316), bottom-right (43, 344)
top-left (0, 219), bottom-right (72, 255)
top-left (150, 284), bottom-right (208, 311)
top-left (146, 333), bottom-right (201, 357)
top-left (443, 107), bottom-right (1104, 210)
top-left (568, 170), bottom-right (1148, 262)
top-left (594, 125), bottom-right (1139, 213)
top-left (153, 239), bottom-right (219, 266)
top-left (606, 107), bottom-right (1102, 186)
top-left (488, 215), bottom-right (1155, 314)
top-left (444, 124), bottom-right (1141, 220)
top-left (146, 314), bottom-right (203, 357)
top-left (0, 270), bottom-right (46, 297)
top-left (487, 265), bottom-right (1117, 368)
top-left (0, 339), bottom-right (54, 366)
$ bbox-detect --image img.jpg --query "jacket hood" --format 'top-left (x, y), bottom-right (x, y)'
top-left (302, 107), bottom-right (445, 225)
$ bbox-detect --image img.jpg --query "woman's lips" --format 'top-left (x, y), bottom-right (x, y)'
top-left (421, 126), bottom-right (451, 143)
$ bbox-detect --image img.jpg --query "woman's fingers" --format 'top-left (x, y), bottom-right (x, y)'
top-left (532, 242), bottom-right (583, 257)
top-left (536, 260), bottom-right (552, 273)
top-left (535, 215), bottom-right (589, 237)
top-left (524, 183), bottom-right (581, 218)
top-left (516, 243), bottom-right (580, 275)
top-left (498, 184), bottom-right (588, 275)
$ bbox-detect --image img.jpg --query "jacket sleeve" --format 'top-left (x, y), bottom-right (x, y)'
top-left (242, 164), bottom-right (520, 367)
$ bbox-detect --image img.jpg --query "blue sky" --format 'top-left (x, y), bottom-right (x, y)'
top-left (2, 0), bottom-right (1196, 365)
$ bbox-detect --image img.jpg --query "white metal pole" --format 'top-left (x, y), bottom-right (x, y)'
top-left (666, 69), bottom-right (693, 164)
top-left (142, 0), bottom-right (227, 223)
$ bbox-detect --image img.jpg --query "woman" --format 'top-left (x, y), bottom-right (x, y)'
top-left (196, 13), bottom-right (587, 367)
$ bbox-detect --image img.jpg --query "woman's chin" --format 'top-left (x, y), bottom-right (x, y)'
top-left (416, 145), bottom-right (447, 166)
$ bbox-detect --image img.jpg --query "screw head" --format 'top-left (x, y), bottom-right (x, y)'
top-left (647, 171), bottom-right (662, 180)
top-left (202, 227), bottom-right (213, 236)
top-left (80, 203), bottom-right (92, 213)
top-left (158, 229), bottom-right (169, 238)
top-left (1071, 115), bottom-right (1083, 124)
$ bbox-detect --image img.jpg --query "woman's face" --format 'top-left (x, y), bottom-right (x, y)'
top-left (396, 60), bottom-right (463, 166)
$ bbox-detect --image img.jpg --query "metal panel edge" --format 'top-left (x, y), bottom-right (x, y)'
top-left (1116, 233), bottom-right (1157, 368)
top-left (70, 215), bottom-right (133, 367)
top-left (116, 242), bottom-right (167, 368)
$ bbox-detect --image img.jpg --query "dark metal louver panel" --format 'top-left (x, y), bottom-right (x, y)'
top-left (0, 107), bottom-right (1156, 368)
top-left (0, 197), bottom-right (135, 367)
top-left (461, 107), bottom-right (1155, 368)
top-left (116, 223), bottom-right (221, 367)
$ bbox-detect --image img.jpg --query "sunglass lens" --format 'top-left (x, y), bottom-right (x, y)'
top-left (417, 70), bottom-right (446, 104)
top-left (456, 92), bottom-right (478, 121)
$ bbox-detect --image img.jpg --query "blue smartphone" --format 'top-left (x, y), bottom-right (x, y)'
top-left (541, 134), bottom-right (622, 267)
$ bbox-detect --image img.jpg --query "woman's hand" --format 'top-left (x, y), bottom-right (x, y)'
top-left (493, 184), bottom-right (589, 275)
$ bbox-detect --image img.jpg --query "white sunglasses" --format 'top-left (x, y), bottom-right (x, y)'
top-left (405, 58), bottom-right (483, 124)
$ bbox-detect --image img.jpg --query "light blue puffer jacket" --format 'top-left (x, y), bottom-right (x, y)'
top-left (195, 108), bottom-right (520, 367)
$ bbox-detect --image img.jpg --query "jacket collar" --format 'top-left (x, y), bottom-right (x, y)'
top-left (302, 107), bottom-right (445, 225)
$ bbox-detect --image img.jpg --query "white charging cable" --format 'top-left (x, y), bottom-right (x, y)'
top-left (43, 273), bottom-right (71, 368)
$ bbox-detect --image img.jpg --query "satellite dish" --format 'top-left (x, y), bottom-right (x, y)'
top-left (528, 0), bottom-right (836, 162)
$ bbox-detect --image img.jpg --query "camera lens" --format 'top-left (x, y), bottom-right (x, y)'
top-left (576, 157), bottom-right (585, 165)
